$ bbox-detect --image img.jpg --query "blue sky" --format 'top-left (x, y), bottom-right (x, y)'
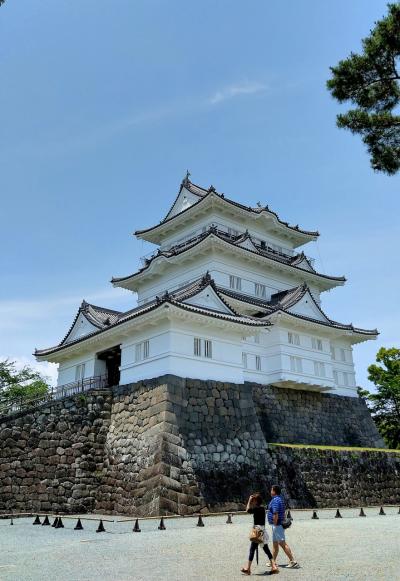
top-left (0, 0), bottom-right (398, 387)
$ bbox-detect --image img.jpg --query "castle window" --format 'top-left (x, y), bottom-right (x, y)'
top-left (340, 348), bottom-right (346, 362)
top-left (135, 340), bottom-right (150, 362)
top-left (255, 283), bottom-right (267, 298)
top-left (312, 337), bottom-right (323, 351)
top-left (342, 372), bottom-right (349, 386)
top-left (229, 275), bottom-right (241, 290)
top-left (330, 346), bottom-right (336, 360)
top-left (254, 334), bottom-right (260, 344)
top-left (194, 338), bottom-right (213, 359)
top-left (333, 370), bottom-right (339, 384)
top-left (290, 356), bottom-right (302, 373)
top-left (255, 355), bottom-right (261, 371)
top-left (314, 361), bottom-right (326, 378)
top-left (194, 337), bottom-right (201, 357)
top-left (288, 332), bottom-right (300, 346)
top-left (242, 352), bottom-right (248, 369)
top-left (75, 363), bottom-right (85, 381)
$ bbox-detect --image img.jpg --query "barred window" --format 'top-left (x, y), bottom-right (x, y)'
top-left (288, 332), bottom-right (300, 346)
top-left (290, 356), bottom-right (302, 373)
top-left (330, 346), bottom-right (336, 360)
top-left (194, 338), bottom-right (212, 359)
top-left (75, 363), bottom-right (85, 381)
top-left (242, 352), bottom-right (248, 369)
top-left (255, 283), bottom-right (267, 298)
top-left (229, 275), bottom-right (242, 290)
top-left (194, 337), bottom-right (202, 357)
top-left (314, 361), bottom-right (326, 378)
top-left (333, 370), bottom-right (339, 384)
top-left (312, 337), bottom-right (323, 351)
top-left (255, 355), bottom-right (261, 371)
top-left (135, 340), bottom-right (150, 362)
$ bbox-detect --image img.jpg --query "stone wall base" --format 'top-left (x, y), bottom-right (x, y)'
top-left (0, 376), bottom-right (398, 515)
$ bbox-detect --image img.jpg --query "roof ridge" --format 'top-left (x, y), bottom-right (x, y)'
top-left (135, 177), bottom-right (320, 238)
top-left (115, 228), bottom-right (345, 286)
top-left (35, 290), bottom-right (269, 357)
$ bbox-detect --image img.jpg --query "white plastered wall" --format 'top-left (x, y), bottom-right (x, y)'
top-left (136, 251), bottom-right (321, 306)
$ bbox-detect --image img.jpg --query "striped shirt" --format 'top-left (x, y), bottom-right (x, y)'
top-left (268, 495), bottom-right (285, 525)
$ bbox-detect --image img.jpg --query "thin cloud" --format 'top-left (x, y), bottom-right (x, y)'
top-left (0, 287), bottom-right (134, 330)
top-left (209, 81), bottom-right (267, 105)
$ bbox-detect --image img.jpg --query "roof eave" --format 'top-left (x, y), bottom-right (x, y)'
top-left (113, 232), bottom-right (345, 291)
top-left (35, 298), bottom-right (269, 361)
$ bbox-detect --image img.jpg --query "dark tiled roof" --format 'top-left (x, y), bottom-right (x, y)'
top-left (59, 301), bottom-right (122, 346)
top-left (112, 228), bottom-right (345, 285)
top-left (35, 275), bottom-right (270, 358)
top-left (219, 283), bottom-right (378, 336)
top-left (135, 179), bottom-right (319, 239)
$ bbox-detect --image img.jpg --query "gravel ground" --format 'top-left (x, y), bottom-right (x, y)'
top-left (0, 507), bottom-right (399, 581)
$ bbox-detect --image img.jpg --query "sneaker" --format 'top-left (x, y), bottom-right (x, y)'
top-left (287, 561), bottom-right (299, 569)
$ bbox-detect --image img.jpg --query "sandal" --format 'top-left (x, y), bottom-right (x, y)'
top-left (241, 568), bottom-right (251, 575)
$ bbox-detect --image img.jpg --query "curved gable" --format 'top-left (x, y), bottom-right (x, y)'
top-left (64, 312), bottom-right (99, 344)
top-left (164, 186), bottom-right (201, 220)
top-left (286, 289), bottom-right (330, 323)
top-left (181, 283), bottom-right (236, 315)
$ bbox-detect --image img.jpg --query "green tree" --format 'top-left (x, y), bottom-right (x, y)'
top-left (0, 359), bottom-right (50, 409)
top-left (327, 3), bottom-right (400, 175)
top-left (361, 347), bottom-right (400, 449)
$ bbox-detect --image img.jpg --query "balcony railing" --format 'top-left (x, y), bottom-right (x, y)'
top-left (0, 375), bottom-right (109, 418)
top-left (139, 223), bottom-right (315, 268)
top-left (54, 374), bottom-right (108, 399)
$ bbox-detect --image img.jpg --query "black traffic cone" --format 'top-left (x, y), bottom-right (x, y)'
top-left (133, 518), bottom-right (141, 533)
top-left (359, 507), bottom-right (366, 517)
top-left (312, 510), bottom-right (319, 520)
top-left (74, 518), bottom-right (83, 530)
top-left (226, 513), bottom-right (233, 524)
top-left (52, 517), bottom-right (58, 528)
top-left (379, 506), bottom-right (386, 516)
top-left (286, 510), bottom-right (292, 520)
top-left (42, 515), bottom-right (50, 526)
top-left (56, 517), bottom-right (64, 529)
top-left (398, 507), bottom-right (400, 514)
top-left (196, 515), bottom-right (205, 527)
top-left (96, 519), bottom-right (106, 533)
top-left (33, 515), bottom-right (41, 525)
top-left (158, 517), bottom-right (166, 530)
top-left (10, 516), bottom-right (13, 526)
top-left (335, 509), bottom-right (342, 518)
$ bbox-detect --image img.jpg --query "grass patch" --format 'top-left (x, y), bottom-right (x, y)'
top-left (269, 442), bottom-right (400, 454)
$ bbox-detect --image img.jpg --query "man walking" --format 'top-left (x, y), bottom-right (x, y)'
top-left (268, 485), bottom-right (299, 569)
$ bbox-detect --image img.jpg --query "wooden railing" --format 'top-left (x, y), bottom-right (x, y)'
top-left (0, 375), bottom-right (109, 418)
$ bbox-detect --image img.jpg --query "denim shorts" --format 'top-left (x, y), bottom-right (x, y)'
top-left (272, 524), bottom-right (286, 543)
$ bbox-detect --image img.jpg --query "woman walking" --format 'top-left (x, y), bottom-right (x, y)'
top-left (241, 492), bottom-right (279, 575)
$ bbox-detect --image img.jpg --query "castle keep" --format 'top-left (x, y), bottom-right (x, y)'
top-left (2, 176), bottom-right (397, 517)
top-left (36, 175), bottom-right (378, 395)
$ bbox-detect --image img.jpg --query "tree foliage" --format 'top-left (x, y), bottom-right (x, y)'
top-left (0, 359), bottom-right (50, 408)
top-left (327, 3), bottom-right (400, 175)
top-left (360, 347), bottom-right (400, 449)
